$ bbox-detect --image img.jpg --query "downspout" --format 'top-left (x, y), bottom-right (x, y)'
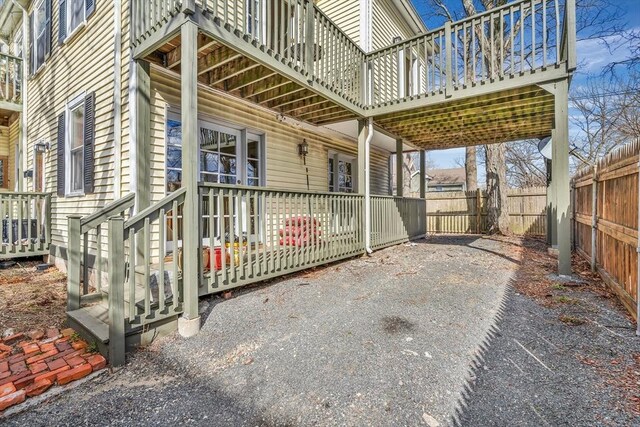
top-left (113, 0), bottom-right (122, 199)
top-left (12, 0), bottom-right (28, 192)
top-left (365, 117), bottom-right (373, 254)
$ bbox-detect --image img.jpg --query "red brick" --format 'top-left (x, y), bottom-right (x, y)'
top-left (0, 343), bottom-right (12, 353)
top-left (39, 343), bottom-right (55, 353)
top-left (61, 350), bottom-right (85, 362)
top-left (29, 362), bottom-right (48, 375)
top-left (8, 353), bottom-right (29, 364)
top-left (55, 341), bottom-right (72, 352)
top-left (0, 382), bottom-right (16, 398)
top-left (24, 379), bottom-right (52, 397)
top-left (55, 337), bottom-right (70, 344)
top-left (27, 330), bottom-right (44, 341)
top-left (38, 336), bottom-right (59, 345)
top-left (86, 354), bottom-right (107, 370)
top-left (0, 390), bottom-right (25, 411)
top-left (13, 373), bottom-right (39, 390)
top-left (2, 333), bottom-right (24, 345)
top-left (46, 358), bottom-right (68, 371)
top-left (56, 364), bottom-right (92, 385)
top-left (44, 348), bottom-right (78, 363)
top-left (34, 366), bottom-right (70, 384)
top-left (9, 361), bottom-right (27, 374)
top-left (0, 352), bottom-right (9, 361)
top-left (60, 328), bottom-right (75, 338)
top-left (0, 361), bottom-right (7, 372)
top-left (0, 371), bottom-right (29, 387)
top-left (67, 356), bottom-right (88, 368)
top-left (22, 343), bottom-right (40, 355)
top-left (0, 371), bottom-right (10, 381)
top-left (25, 350), bottom-right (58, 365)
top-left (71, 340), bottom-right (88, 351)
top-left (46, 328), bottom-right (60, 339)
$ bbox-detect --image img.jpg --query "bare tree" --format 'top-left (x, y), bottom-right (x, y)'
top-left (465, 146), bottom-right (478, 191)
top-left (504, 140), bottom-right (547, 187)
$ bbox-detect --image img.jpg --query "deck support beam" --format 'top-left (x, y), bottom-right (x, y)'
top-left (419, 150), bottom-right (426, 199)
top-left (541, 79), bottom-right (571, 276)
top-left (358, 119), bottom-right (373, 252)
top-left (396, 139), bottom-right (403, 197)
top-left (178, 21), bottom-right (201, 337)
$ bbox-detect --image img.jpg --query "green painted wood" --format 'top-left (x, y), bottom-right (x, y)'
top-left (67, 216), bottom-right (82, 311)
top-left (107, 216), bottom-right (126, 367)
top-left (80, 193), bottom-right (135, 233)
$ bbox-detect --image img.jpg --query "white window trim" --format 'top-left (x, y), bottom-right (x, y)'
top-left (64, 0), bottom-right (87, 44)
top-left (64, 92), bottom-right (86, 197)
top-left (328, 151), bottom-right (357, 193)
top-left (32, 0), bottom-right (47, 74)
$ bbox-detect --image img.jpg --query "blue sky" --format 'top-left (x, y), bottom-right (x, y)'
top-left (410, 0), bottom-right (640, 172)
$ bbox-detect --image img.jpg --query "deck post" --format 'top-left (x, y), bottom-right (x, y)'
top-left (551, 79), bottom-right (571, 276)
top-left (419, 150), bottom-right (426, 199)
top-left (396, 139), bottom-right (403, 197)
top-left (107, 216), bottom-right (126, 367)
top-left (178, 20), bottom-right (201, 337)
top-left (67, 216), bottom-right (82, 311)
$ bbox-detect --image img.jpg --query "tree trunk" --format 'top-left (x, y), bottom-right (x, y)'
top-left (465, 146), bottom-right (478, 191)
top-left (485, 143), bottom-right (510, 234)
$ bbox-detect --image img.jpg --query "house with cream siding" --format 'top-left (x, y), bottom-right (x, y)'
top-left (0, 0), bottom-right (576, 364)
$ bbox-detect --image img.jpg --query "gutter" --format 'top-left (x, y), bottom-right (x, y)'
top-left (11, 0), bottom-right (26, 192)
top-left (365, 117), bottom-right (373, 254)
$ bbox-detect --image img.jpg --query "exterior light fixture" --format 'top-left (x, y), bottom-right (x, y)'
top-left (298, 139), bottom-right (309, 157)
top-left (35, 142), bottom-right (49, 153)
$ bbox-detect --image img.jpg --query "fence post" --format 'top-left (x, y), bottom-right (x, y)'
top-left (636, 158), bottom-right (640, 336)
top-left (107, 216), bottom-right (126, 367)
top-left (591, 166), bottom-right (598, 273)
top-left (476, 189), bottom-right (482, 234)
top-left (67, 216), bottom-right (82, 311)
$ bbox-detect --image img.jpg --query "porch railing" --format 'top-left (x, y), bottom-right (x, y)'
top-left (67, 193), bottom-right (135, 311)
top-left (131, 0), bottom-right (368, 107)
top-left (367, 0), bottom-right (570, 107)
top-left (130, 0), bottom-right (573, 112)
top-left (198, 183), bottom-right (365, 294)
top-left (0, 192), bottom-right (51, 259)
top-left (371, 196), bottom-right (426, 250)
top-left (0, 53), bottom-right (22, 105)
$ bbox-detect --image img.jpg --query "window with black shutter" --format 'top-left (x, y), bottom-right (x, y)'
top-left (30, 0), bottom-right (52, 74)
top-left (58, 92), bottom-right (95, 197)
top-left (59, 0), bottom-right (97, 44)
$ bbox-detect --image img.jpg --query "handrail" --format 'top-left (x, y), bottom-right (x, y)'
top-left (199, 182), bottom-right (364, 198)
top-left (124, 187), bottom-right (186, 232)
top-left (80, 193), bottom-right (135, 233)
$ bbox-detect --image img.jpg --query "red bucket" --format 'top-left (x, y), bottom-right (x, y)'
top-left (213, 247), bottom-right (223, 271)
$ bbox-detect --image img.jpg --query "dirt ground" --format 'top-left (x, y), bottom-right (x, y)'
top-left (0, 260), bottom-right (67, 334)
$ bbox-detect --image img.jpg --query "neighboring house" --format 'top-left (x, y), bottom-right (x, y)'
top-left (0, 0), bottom-right (575, 363)
top-left (422, 167), bottom-right (467, 193)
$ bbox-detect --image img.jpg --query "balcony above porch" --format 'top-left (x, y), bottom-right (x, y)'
top-left (0, 52), bottom-right (22, 111)
top-left (131, 0), bottom-right (575, 148)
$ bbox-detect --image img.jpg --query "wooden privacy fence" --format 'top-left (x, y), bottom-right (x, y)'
top-left (426, 187), bottom-right (547, 235)
top-left (572, 141), bottom-right (640, 321)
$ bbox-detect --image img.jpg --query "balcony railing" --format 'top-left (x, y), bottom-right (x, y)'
top-left (0, 192), bottom-right (51, 259)
top-left (0, 53), bottom-right (22, 105)
top-left (130, 0), bottom-right (574, 112)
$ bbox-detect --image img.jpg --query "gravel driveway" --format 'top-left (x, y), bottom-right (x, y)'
top-left (3, 236), bottom-right (515, 426)
top-left (4, 236), bottom-right (638, 426)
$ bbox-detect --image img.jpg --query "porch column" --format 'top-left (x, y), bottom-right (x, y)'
top-left (358, 119), bottom-right (372, 252)
top-left (552, 79), bottom-right (571, 276)
top-left (419, 150), bottom-right (426, 199)
top-left (133, 60), bottom-right (151, 212)
top-left (178, 20), bottom-right (201, 337)
top-left (396, 139), bottom-right (403, 197)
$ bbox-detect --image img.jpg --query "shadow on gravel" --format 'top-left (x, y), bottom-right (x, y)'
top-left (441, 235), bottom-right (640, 427)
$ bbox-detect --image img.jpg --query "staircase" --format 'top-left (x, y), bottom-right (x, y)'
top-left (66, 190), bottom-right (186, 366)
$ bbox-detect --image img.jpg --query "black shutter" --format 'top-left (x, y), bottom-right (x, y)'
top-left (28, 12), bottom-right (34, 76)
top-left (57, 113), bottom-right (66, 197)
top-left (86, 0), bottom-right (96, 18)
top-left (45, 0), bottom-right (52, 57)
top-left (83, 92), bottom-right (95, 194)
top-left (58, 0), bottom-right (67, 45)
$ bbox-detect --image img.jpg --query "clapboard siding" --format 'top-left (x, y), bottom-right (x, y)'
top-left (372, 0), bottom-right (416, 50)
top-left (150, 67), bottom-right (390, 203)
top-left (316, 0), bottom-right (361, 46)
top-left (25, 0), bottom-right (117, 250)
